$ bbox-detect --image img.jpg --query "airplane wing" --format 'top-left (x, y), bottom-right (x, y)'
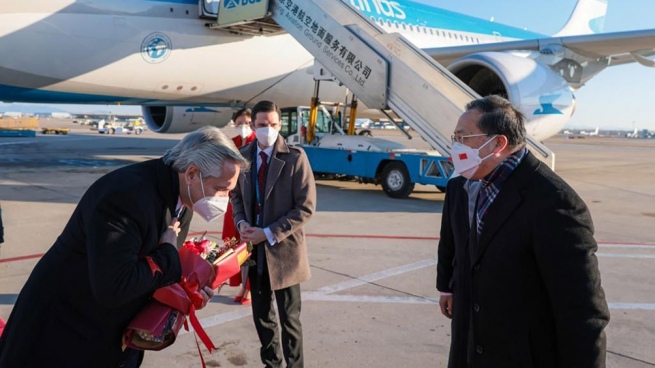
top-left (423, 29), bottom-right (655, 67)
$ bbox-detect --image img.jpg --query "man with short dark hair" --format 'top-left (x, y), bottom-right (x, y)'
top-left (232, 100), bottom-right (316, 368)
top-left (437, 95), bottom-right (610, 367)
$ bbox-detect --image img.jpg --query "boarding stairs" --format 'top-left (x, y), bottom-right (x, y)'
top-left (209, 0), bottom-right (555, 169)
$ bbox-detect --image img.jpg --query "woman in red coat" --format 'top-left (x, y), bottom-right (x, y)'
top-left (224, 108), bottom-right (256, 303)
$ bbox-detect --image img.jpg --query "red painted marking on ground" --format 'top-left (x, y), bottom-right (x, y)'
top-left (0, 253), bottom-right (45, 264)
top-left (1, 237), bottom-right (654, 265)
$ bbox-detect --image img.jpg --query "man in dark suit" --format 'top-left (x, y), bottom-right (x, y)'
top-left (0, 126), bottom-right (249, 367)
top-left (231, 100), bottom-right (316, 368)
top-left (437, 95), bottom-right (610, 367)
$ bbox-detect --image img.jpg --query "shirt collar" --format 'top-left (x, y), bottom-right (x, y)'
top-left (256, 144), bottom-right (274, 158)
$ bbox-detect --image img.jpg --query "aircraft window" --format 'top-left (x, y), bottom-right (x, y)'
top-left (409, 24), bottom-right (414, 31)
top-left (379, 18), bottom-right (383, 25)
top-left (402, 23), bottom-right (407, 30)
top-left (424, 27), bottom-right (428, 34)
top-left (386, 19), bottom-right (392, 27)
top-left (429, 28), bottom-right (434, 35)
top-left (394, 21), bottom-right (399, 28)
top-left (465, 35), bottom-right (469, 42)
top-left (448, 32), bottom-right (452, 38)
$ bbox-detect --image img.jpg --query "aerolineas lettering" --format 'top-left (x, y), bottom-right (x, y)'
top-left (347, 0), bottom-right (406, 20)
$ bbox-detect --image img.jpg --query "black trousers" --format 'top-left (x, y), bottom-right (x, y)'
top-left (249, 245), bottom-right (303, 368)
top-left (118, 347), bottom-right (144, 367)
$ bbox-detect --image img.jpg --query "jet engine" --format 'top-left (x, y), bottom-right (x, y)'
top-left (142, 106), bottom-right (234, 133)
top-left (447, 52), bottom-right (575, 141)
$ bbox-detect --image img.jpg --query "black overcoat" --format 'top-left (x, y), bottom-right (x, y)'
top-left (437, 152), bottom-right (610, 368)
top-left (0, 159), bottom-right (190, 367)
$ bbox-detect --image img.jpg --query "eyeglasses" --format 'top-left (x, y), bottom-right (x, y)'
top-left (451, 133), bottom-right (489, 145)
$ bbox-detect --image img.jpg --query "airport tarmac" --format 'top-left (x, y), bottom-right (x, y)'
top-left (0, 121), bottom-right (654, 367)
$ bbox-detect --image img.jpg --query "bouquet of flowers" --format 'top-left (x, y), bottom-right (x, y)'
top-left (122, 236), bottom-right (250, 352)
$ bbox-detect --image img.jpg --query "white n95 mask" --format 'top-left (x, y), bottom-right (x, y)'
top-left (238, 124), bottom-right (252, 139)
top-left (188, 172), bottom-right (229, 222)
top-left (255, 127), bottom-right (279, 147)
top-left (450, 136), bottom-right (497, 179)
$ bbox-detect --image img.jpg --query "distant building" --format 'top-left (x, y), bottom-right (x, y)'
top-left (51, 112), bottom-right (72, 119)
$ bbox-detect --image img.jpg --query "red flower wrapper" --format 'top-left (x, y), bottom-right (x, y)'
top-left (122, 237), bottom-right (250, 353)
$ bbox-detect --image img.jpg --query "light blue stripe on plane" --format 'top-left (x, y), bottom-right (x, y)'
top-left (0, 84), bottom-right (227, 106)
top-left (143, 0), bottom-right (197, 4)
top-left (0, 84), bottom-right (130, 104)
top-left (350, 0), bottom-right (546, 39)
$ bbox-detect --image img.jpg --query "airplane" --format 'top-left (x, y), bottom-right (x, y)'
top-left (580, 127), bottom-right (600, 136)
top-left (0, 0), bottom-right (654, 141)
top-left (626, 128), bottom-right (639, 138)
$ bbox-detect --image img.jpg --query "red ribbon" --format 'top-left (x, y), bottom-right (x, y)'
top-left (180, 278), bottom-right (204, 309)
top-left (145, 256), bottom-right (162, 276)
top-left (179, 278), bottom-right (216, 354)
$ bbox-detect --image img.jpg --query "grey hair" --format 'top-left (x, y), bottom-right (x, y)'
top-left (162, 126), bottom-right (250, 177)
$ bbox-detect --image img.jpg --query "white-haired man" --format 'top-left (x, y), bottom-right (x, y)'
top-left (0, 126), bottom-right (249, 367)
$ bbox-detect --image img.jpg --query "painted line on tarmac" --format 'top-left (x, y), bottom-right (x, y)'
top-left (597, 253), bottom-right (655, 259)
top-left (0, 136), bottom-right (103, 146)
top-left (0, 140), bottom-right (36, 146)
top-left (315, 259), bottom-right (437, 294)
top-left (599, 243), bottom-right (655, 249)
top-left (2, 238), bottom-right (654, 265)
top-left (304, 293), bottom-right (435, 304)
top-left (608, 303), bottom-right (655, 310)
top-left (0, 253), bottom-right (45, 264)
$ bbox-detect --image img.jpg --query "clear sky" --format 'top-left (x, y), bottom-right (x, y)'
top-left (414, 0), bottom-right (655, 131)
top-left (3, 0), bottom-right (654, 130)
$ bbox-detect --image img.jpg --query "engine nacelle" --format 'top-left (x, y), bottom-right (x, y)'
top-left (142, 106), bottom-right (234, 133)
top-left (448, 52), bottom-right (575, 141)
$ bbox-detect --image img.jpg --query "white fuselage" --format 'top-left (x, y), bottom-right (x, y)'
top-left (0, 0), bottom-right (592, 140)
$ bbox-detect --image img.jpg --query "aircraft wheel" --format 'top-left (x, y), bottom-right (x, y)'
top-left (380, 162), bottom-right (414, 199)
top-left (358, 129), bottom-right (372, 137)
top-left (109, 128), bottom-right (115, 135)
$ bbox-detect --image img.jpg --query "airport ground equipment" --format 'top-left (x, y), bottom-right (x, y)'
top-left (41, 127), bottom-right (69, 135)
top-left (211, 0), bottom-right (555, 170)
top-left (280, 106), bottom-right (452, 198)
top-left (97, 120), bottom-right (144, 135)
top-left (0, 117), bottom-right (39, 137)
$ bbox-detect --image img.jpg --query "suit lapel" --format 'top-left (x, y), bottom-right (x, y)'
top-left (471, 152), bottom-right (541, 266)
top-left (472, 180), bottom-right (522, 266)
top-left (264, 136), bottom-right (289, 201)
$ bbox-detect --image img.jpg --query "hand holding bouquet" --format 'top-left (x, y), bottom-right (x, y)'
top-left (123, 236), bottom-right (251, 352)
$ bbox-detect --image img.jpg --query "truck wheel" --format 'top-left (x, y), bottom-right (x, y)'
top-left (380, 162), bottom-right (414, 199)
top-left (358, 129), bottom-right (372, 137)
top-left (109, 128), bottom-right (115, 135)
top-left (135, 129), bottom-right (142, 135)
